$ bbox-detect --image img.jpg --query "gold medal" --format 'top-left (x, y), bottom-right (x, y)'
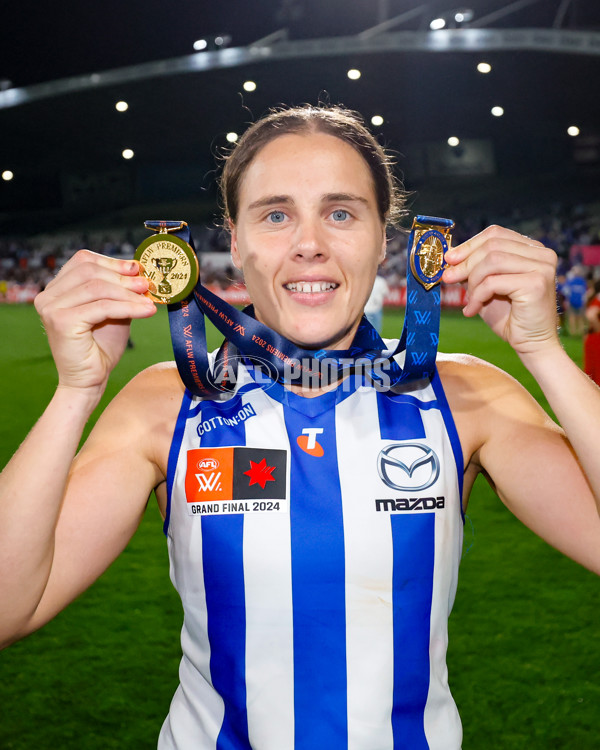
top-left (409, 218), bottom-right (453, 291)
top-left (134, 223), bottom-right (199, 304)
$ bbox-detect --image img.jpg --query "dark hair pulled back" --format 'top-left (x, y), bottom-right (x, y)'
top-left (220, 104), bottom-right (406, 228)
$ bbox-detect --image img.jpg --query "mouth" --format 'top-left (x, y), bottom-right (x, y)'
top-left (284, 281), bottom-right (339, 293)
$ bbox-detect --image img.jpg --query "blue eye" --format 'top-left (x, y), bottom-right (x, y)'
top-left (332, 209), bottom-right (349, 222)
top-left (268, 211), bottom-right (286, 224)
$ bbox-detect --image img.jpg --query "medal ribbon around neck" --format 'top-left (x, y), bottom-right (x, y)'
top-left (135, 216), bottom-right (453, 397)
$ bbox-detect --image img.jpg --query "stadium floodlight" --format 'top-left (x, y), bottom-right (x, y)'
top-left (243, 81), bottom-right (257, 92)
top-left (477, 62), bottom-right (492, 74)
top-left (448, 136), bottom-right (460, 147)
top-left (122, 148), bottom-right (134, 159)
top-left (491, 106), bottom-right (504, 117)
top-left (193, 35), bottom-right (231, 51)
top-left (567, 125), bottom-right (580, 136)
top-left (454, 8), bottom-right (474, 24)
top-left (2, 170), bottom-right (14, 181)
top-left (430, 7), bottom-right (473, 30)
top-left (115, 100), bottom-right (129, 112)
top-left (347, 68), bottom-right (361, 80)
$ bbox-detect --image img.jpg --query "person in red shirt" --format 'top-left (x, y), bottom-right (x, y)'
top-left (584, 281), bottom-right (600, 385)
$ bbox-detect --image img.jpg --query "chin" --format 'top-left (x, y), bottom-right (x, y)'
top-left (257, 308), bottom-right (358, 351)
top-left (287, 326), bottom-right (354, 351)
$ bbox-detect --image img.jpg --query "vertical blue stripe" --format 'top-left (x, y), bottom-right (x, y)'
top-left (431, 368), bottom-right (465, 523)
top-left (377, 390), bottom-right (426, 440)
top-left (391, 514), bottom-right (435, 749)
top-left (203, 513), bottom-right (249, 750)
top-left (199, 397), bottom-right (252, 750)
top-left (164, 388), bottom-right (193, 535)
top-left (284, 404), bottom-right (348, 749)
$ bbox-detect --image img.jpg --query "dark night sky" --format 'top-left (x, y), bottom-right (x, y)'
top-left (1, 0), bottom-right (375, 87)
top-left (1, 1), bottom-right (599, 228)
top-left (3, 0), bottom-right (599, 88)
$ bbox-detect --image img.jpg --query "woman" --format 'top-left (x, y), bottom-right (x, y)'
top-left (1, 105), bottom-right (599, 749)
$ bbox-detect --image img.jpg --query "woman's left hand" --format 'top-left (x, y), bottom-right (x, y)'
top-left (442, 225), bottom-right (559, 359)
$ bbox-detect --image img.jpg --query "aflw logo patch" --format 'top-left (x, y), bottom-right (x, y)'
top-left (185, 447), bottom-right (287, 516)
top-left (196, 471), bottom-right (223, 492)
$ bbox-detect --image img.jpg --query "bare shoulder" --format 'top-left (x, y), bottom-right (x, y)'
top-left (120, 359), bottom-right (184, 393)
top-left (437, 350), bottom-right (516, 385)
top-left (104, 360), bottom-right (184, 415)
top-left (435, 352), bottom-right (559, 475)
top-left (76, 361), bottom-right (185, 479)
top-left (436, 351), bottom-right (549, 418)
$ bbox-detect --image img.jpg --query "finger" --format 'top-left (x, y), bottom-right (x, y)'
top-left (46, 255), bottom-right (145, 293)
top-left (454, 249), bottom-right (556, 294)
top-left (38, 262), bottom-right (150, 315)
top-left (51, 297), bottom-right (156, 332)
top-left (444, 239), bottom-right (556, 285)
top-left (445, 225), bottom-right (546, 267)
top-left (55, 249), bottom-right (142, 280)
top-left (48, 275), bottom-right (152, 312)
top-left (462, 270), bottom-right (550, 318)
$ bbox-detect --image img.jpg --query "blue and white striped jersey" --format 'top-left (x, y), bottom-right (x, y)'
top-left (159, 356), bottom-right (464, 750)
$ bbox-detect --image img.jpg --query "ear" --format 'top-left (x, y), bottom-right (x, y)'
top-left (378, 230), bottom-right (387, 264)
top-left (229, 219), bottom-right (243, 270)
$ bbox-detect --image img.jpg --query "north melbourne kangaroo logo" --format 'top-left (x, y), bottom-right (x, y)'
top-left (377, 443), bottom-right (440, 491)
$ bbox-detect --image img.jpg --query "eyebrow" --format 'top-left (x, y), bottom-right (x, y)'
top-left (246, 192), bottom-right (369, 211)
top-left (247, 195), bottom-right (293, 211)
top-left (322, 192), bottom-right (369, 206)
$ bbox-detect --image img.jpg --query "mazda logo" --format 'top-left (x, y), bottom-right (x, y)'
top-left (377, 443), bottom-right (440, 491)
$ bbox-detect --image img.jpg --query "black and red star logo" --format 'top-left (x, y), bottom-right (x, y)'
top-left (244, 457), bottom-right (276, 489)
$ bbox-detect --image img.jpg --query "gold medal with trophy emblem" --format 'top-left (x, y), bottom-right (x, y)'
top-left (409, 218), bottom-right (453, 291)
top-left (134, 221), bottom-right (199, 304)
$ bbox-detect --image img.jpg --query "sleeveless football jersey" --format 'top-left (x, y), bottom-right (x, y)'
top-left (159, 355), bottom-right (464, 750)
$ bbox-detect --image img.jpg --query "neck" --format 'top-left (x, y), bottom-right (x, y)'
top-left (285, 378), bottom-right (344, 398)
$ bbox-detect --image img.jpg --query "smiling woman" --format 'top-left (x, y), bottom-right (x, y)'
top-left (1, 103), bottom-right (600, 750)
top-left (229, 132), bottom-right (387, 350)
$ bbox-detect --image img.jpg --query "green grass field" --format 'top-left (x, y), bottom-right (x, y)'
top-left (0, 304), bottom-right (598, 749)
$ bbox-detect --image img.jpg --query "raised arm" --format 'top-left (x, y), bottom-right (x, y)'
top-left (0, 250), bottom-right (161, 647)
top-left (441, 225), bottom-right (600, 573)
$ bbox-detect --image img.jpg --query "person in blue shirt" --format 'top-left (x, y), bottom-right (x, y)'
top-left (565, 265), bottom-right (589, 335)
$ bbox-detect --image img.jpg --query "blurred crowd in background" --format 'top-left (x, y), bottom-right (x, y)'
top-left (2, 199), bottom-right (600, 338)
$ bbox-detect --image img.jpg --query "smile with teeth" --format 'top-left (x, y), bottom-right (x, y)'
top-left (285, 281), bottom-right (339, 293)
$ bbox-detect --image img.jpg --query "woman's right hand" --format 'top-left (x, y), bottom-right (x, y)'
top-left (34, 250), bottom-right (156, 397)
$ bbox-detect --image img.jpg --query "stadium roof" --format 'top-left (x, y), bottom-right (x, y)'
top-left (1, 0), bottom-right (599, 231)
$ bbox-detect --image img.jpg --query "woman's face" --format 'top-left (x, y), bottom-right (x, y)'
top-left (230, 131), bottom-right (386, 350)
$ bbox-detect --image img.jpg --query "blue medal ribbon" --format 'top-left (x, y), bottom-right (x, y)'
top-left (399, 217), bottom-right (454, 383)
top-left (145, 215), bottom-right (453, 396)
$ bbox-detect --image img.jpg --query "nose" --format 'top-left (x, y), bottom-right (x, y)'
top-left (292, 216), bottom-right (327, 261)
